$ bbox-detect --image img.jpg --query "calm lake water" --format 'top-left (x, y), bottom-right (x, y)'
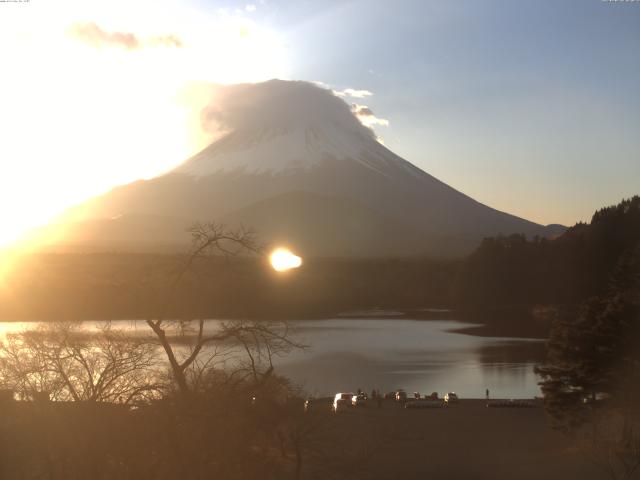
top-left (0, 318), bottom-right (545, 399)
top-left (276, 319), bottom-right (545, 399)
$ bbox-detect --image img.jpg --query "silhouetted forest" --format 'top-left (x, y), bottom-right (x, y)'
top-left (453, 196), bottom-right (640, 309)
top-left (0, 254), bottom-right (456, 321)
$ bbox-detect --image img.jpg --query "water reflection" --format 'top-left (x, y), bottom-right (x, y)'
top-left (478, 340), bottom-right (547, 366)
top-left (274, 319), bottom-right (545, 399)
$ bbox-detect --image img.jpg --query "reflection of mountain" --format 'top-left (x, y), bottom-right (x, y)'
top-left (53, 80), bottom-right (562, 257)
top-left (477, 341), bottom-right (546, 366)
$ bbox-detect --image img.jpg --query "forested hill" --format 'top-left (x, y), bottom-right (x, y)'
top-left (453, 196), bottom-right (640, 309)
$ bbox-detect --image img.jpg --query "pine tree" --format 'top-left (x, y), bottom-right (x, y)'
top-left (536, 244), bottom-right (640, 478)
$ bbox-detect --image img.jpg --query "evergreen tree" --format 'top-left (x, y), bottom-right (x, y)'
top-left (536, 244), bottom-right (640, 478)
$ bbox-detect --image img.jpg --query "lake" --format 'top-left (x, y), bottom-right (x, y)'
top-left (275, 318), bottom-right (545, 399)
top-left (0, 318), bottom-right (545, 399)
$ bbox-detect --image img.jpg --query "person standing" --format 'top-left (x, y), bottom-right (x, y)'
top-left (486, 388), bottom-right (490, 400)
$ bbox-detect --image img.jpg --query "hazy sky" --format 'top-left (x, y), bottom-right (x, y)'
top-left (0, 0), bottom-right (638, 245)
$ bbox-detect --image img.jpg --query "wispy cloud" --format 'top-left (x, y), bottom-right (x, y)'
top-left (67, 22), bottom-right (183, 50)
top-left (333, 88), bottom-right (373, 99)
top-left (352, 103), bottom-right (389, 128)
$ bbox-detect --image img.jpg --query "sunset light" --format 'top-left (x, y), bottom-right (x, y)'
top-left (0, 0), bottom-right (289, 247)
top-left (270, 248), bottom-right (302, 272)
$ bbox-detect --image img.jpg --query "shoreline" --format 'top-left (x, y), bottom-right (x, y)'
top-left (0, 309), bottom-right (551, 340)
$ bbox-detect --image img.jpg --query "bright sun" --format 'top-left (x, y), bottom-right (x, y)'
top-left (270, 248), bottom-right (303, 272)
top-left (0, 0), bottom-right (289, 248)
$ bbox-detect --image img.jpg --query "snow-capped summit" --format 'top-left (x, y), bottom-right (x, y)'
top-left (55, 80), bottom-right (562, 257)
top-left (175, 123), bottom-right (393, 176)
top-left (174, 80), bottom-right (401, 177)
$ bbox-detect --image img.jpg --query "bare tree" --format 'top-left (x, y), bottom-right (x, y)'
top-left (226, 320), bottom-right (303, 389)
top-left (145, 222), bottom-right (304, 395)
top-left (146, 318), bottom-right (302, 395)
top-left (0, 322), bottom-right (163, 404)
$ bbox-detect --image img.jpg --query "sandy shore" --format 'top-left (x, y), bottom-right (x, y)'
top-left (301, 399), bottom-right (601, 480)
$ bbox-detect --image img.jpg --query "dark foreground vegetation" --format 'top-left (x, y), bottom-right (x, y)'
top-left (0, 396), bottom-right (605, 480)
top-left (0, 375), bottom-right (302, 479)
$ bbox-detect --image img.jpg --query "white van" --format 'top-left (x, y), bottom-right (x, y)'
top-left (333, 392), bottom-right (354, 412)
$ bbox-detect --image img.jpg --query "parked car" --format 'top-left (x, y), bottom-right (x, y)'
top-left (352, 393), bottom-right (366, 407)
top-left (333, 392), bottom-right (354, 412)
top-left (404, 399), bottom-right (443, 409)
top-left (444, 392), bottom-right (459, 404)
top-left (426, 392), bottom-right (439, 400)
top-left (395, 389), bottom-right (408, 402)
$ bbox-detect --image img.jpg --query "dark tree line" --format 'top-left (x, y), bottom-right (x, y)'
top-left (0, 254), bottom-right (457, 321)
top-left (453, 196), bottom-right (640, 310)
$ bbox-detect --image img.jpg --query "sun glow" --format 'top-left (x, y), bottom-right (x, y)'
top-left (0, 0), bottom-right (289, 248)
top-left (270, 248), bottom-right (303, 272)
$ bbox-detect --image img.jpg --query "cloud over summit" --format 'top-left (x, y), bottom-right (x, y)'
top-left (199, 80), bottom-right (378, 138)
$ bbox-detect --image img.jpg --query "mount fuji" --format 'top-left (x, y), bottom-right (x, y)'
top-left (53, 80), bottom-right (563, 257)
